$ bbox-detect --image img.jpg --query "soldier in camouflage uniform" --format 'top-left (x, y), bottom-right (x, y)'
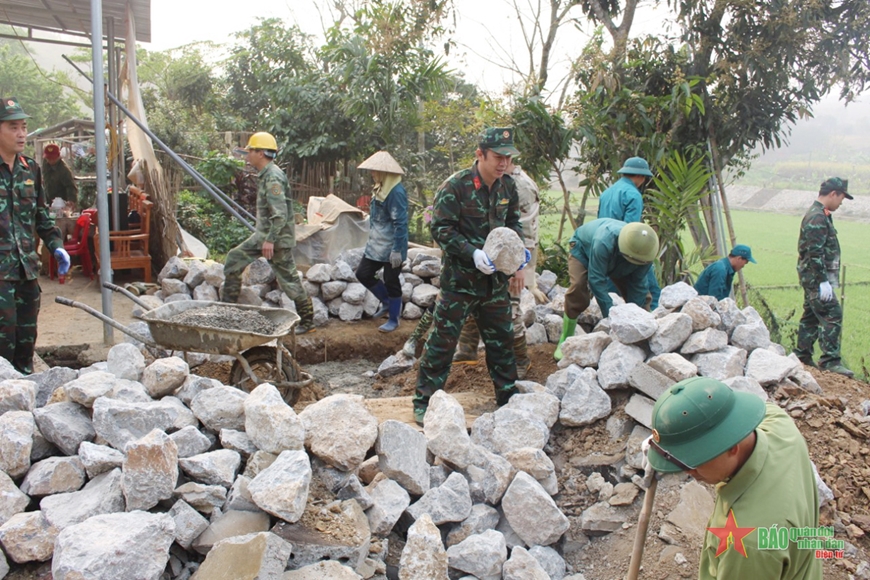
top-left (0, 98), bottom-right (68, 374)
top-left (794, 177), bottom-right (853, 377)
top-left (413, 127), bottom-right (526, 425)
top-left (222, 132), bottom-right (315, 334)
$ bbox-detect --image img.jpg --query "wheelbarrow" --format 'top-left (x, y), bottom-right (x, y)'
top-left (56, 282), bottom-right (314, 405)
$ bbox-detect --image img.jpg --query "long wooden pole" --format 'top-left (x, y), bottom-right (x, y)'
top-left (708, 136), bottom-right (748, 307)
top-left (626, 476), bottom-right (658, 580)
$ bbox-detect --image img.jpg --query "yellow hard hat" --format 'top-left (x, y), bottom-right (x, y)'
top-left (245, 132), bottom-right (278, 153)
top-left (618, 223), bottom-right (659, 265)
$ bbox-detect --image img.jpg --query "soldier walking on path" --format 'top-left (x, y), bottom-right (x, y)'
top-left (0, 97), bottom-right (69, 373)
top-left (413, 127), bottom-right (527, 426)
top-left (222, 132), bottom-right (316, 334)
top-left (794, 177), bottom-right (853, 377)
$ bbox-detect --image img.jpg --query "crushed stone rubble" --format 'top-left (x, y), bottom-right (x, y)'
top-left (3, 256), bottom-right (869, 579)
top-left (167, 305), bottom-right (278, 336)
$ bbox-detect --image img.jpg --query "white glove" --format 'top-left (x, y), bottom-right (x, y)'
top-left (819, 281), bottom-right (833, 302)
top-left (518, 248), bottom-right (532, 270)
top-left (390, 251), bottom-right (403, 269)
top-left (54, 248), bottom-right (71, 275)
top-left (641, 435), bottom-right (655, 488)
top-left (473, 249), bottom-right (495, 275)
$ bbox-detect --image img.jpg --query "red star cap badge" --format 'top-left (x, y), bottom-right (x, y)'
top-left (707, 509), bottom-right (755, 557)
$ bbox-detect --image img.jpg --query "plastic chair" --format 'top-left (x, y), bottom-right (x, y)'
top-left (50, 212), bottom-right (94, 280)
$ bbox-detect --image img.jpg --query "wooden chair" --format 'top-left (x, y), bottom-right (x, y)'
top-left (94, 199), bottom-right (153, 282)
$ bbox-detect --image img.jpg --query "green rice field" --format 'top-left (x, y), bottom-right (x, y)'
top-left (537, 189), bottom-right (870, 379)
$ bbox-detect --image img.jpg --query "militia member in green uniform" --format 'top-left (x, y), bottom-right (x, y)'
top-left (794, 177), bottom-right (853, 376)
top-left (41, 143), bottom-right (78, 209)
top-left (222, 132), bottom-right (315, 334)
top-left (413, 127), bottom-right (525, 425)
top-left (0, 98), bottom-right (69, 373)
top-left (647, 377), bottom-right (822, 580)
top-left (694, 244), bottom-right (755, 301)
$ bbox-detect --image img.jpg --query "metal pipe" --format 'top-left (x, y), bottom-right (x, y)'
top-left (90, 0), bottom-right (113, 344)
top-left (62, 56), bottom-right (255, 231)
top-left (106, 17), bottom-right (120, 231)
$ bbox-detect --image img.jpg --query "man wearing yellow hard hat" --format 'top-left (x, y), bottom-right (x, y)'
top-left (223, 132), bottom-right (316, 334)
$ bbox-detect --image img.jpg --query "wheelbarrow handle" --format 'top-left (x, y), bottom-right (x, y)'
top-left (54, 296), bottom-right (158, 347)
top-left (102, 281), bottom-right (153, 310)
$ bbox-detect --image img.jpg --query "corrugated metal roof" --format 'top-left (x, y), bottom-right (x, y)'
top-left (0, 0), bottom-right (151, 43)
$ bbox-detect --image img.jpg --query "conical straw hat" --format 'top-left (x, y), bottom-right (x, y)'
top-left (358, 151), bottom-right (405, 175)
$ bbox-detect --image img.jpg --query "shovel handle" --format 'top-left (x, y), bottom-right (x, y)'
top-left (626, 475), bottom-right (658, 580)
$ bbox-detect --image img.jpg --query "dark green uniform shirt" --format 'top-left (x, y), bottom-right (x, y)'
top-left (430, 162), bottom-right (522, 296)
top-left (797, 200), bottom-right (839, 291)
top-left (695, 257), bottom-right (735, 301)
top-left (41, 159), bottom-right (78, 204)
top-left (255, 161), bottom-right (295, 247)
top-left (0, 154), bottom-right (62, 281)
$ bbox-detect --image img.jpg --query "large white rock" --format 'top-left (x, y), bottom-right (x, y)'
top-left (649, 313), bottom-right (693, 355)
top-left (558, 332), bottom-right (612, 368)
top-left (175, 375), bottom-right (222, 406)
top-left (20, 456), bottom-right (86, 497)
top-left (33, 402), bottom-right (95, 456)
top-left (77, 441), bottom-right (124, 478)
top-left (305, 263), bottom-right (331, 283)
top-left (142, 356), bottom-right (190, 399)
top-left (505, 392), bottom-right (561, 429)
top-left (0, 410), bottom-right (34, 477)
top-left (52, 511), bottom-right (175, 580)
top-left (170, 425), bottom-right (213, 458)
top-left (0, 511), bottom-right (58, 563)
top-left (299, 394), bottom-right (378, 472)
top-left (730, 320), bottom-right (772, 352)
top-left (28, 367), bottom-right (78, 407)
top-left (40, 469), bottom-right (126, 531)
top-left (284, 561), bottom-right (363, 579)
top-left (376, 420), bottom-right (429, 496)
top-left (190, 385), bottom-right (248, 432)
top-left (411, 283), bottom-right (440, 308)
top-left (559, 369), bottom-right (612, 427)
top-left (106, 343), bottom-right (146, 381)
top-left (503, 546), bottom-right (550, 580)
top-left (0, 357), bottom-right (24, 381)
top-left (722, 376), bottom-right (768, 401)
top-left (659, 282), bottom-right (698, 309)
top-left (608, 303), bottom-right (657, 344)
top-left (193, 531), bottom-right (291, 579)
top-left (446, 504), bottom-right (501, 547)
top-left (472, 407), bottom-right (549, 455)
top-left (64, 371), bottom-right (116, 407)
top-left (446, 529), bottom-right (507, 579)
top-left (244, 383), bottom-right (305, 454)
top-left (691, 346), bottom-right (747, 380)
top-left (366, 476), bottom-right (410, 536)
top-left (680, 328), bottom-right (729, 354)
top-left (0, 471), bottom-right (29, 526)
top-left (681, 297), bottom-right (721, 331)
top-left (501, 472), bottom-right (569, 546)
top-left (92, 396), bottom-right (195, 451)
top-left (422, 392), bottom-right (478, 468)
top-left (407, 472), bottom-right (472, 525)
top-left (0, 379), bottom-right (36, 414)
top-left (179, 449), bottom-right (241, 488)
top-left (528, 545), bottom-right (567, 580)
top-left (597, 342), bottom-right (646, 390)
top-left (399, 513), bottom-right (448, 580)
top-left (545, 364), bottom-right (586, 400)
top-left (173, 482), bottom-right (227, 515)
top-left (716, 298), bottom-right (745, 335)
top-left (168, 499), bottom-right (209, 550)
top-left (123, 429), bottom-right (179, 511)
top-left (248, 450), bottom-right (311, 523)
top-left (483, 227), bottom-right (525, 274)
top-left (647, 353), bottom-right (698, 382)
top-left (745, 349), bottom-right (800, 386)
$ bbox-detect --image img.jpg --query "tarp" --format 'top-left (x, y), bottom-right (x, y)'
top-left (294, 195), bottom-right (370, 266)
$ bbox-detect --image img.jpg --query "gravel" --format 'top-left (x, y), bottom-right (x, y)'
top-left (168, 305), bottom-right (278, 335)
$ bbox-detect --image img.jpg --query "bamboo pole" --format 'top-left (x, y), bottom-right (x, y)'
top-left (708, 136), bottom-right (748, 307)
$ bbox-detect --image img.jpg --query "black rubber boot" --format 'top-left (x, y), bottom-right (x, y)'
top-left (294, 296), bottom-right (317, 334)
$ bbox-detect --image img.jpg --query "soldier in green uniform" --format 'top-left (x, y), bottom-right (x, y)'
top-left (646, 377), bottom-right (822, 580)
top-left (222, 132), bottom-right (315, 334)
top-left (413, 127), bottom-right (526, 425)
top-left (794, 177), bottom-right (853, 376)
top-left (0, 98), bottom-right (69, 373)
top-left (41, 143), bottom-right (78, 209)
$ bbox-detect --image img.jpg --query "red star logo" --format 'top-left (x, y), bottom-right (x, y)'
top-left (707, 510), bottom-right (756, 557)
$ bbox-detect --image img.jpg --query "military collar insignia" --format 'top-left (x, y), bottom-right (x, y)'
top-left (24, 179), bottom-right (34, 186)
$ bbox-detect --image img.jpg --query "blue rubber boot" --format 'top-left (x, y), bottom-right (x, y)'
top-left (378, 298), bottom-right (403, 333)
top-left (370, 281), bottom-right (390, 318)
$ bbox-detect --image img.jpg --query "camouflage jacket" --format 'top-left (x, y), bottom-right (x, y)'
top-left (255, 162), bottom-right (296, 247)
top-left (797, 200), bottom-right (840, 289)
top-left (41, 159), bottom-right (78, 203)
top-left (430, 162), bottom-right (522, 296)
top-left (0, 154), bottom-right (63, 281)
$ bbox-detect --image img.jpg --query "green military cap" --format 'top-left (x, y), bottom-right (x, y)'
top-left (647, 377), bottom-right (766, 473)
top-left (730, 244), bottom-right (756, 263)
top-left (0, 97), bottom-right (31, 122)
top-left (820, 177), bottom-right (853, 200)
top-left (479, 127), bottom-right (520, 156)
top-left (617, 156), bottom-right (653, 177)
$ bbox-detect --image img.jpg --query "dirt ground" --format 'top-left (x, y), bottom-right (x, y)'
top-left (33, 304), bottom-right (870, 579)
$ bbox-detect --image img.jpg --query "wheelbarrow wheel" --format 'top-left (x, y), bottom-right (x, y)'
top-left (230, 346), bottom-right (303, 406)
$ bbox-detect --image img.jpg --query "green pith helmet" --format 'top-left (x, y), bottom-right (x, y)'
top-left (617, 223), bottom-right (659, 265)
top-left (617, 156), bottom-right (653, 177)
top-left (647, 377), bottom-right (766, 473)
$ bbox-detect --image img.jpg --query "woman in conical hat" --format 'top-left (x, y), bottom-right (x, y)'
top-left (355, 151), bottom-right (408, 333)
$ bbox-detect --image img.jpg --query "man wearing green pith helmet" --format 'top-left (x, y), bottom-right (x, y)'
top-left (646, 377), bottom-right (821, 580)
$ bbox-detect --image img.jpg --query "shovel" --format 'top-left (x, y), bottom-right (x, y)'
top-left (626, 475), bottom-right (658, 580)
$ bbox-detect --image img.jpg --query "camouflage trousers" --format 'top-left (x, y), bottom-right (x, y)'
top-left (794, 287), bottom-right (843, 366)
top-left (457, 291), bottom-right (525, 351)
top-left (222, 235), bottom-right (307, 304)
top-left (0, 278), bottom-right (41, 374)
top-left (414, 289), bottom-right (517, 412)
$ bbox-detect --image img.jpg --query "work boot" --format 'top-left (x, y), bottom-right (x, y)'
top-left (452, 316), bottom-right (479, 365)
top-left (514, 333), bottom-right (531, 380)
top-left (403, 308), bottom-right (434, 357)
top-left (495, 385), bottom-right (519, 407)
top-left (821, 362), bottom-right (854, 378)
top-left (369, 281), bottom-right (390, 318)
top-left (796, 355), bottom-right (817, 368)
top-left (413, 407), bottom-right (426, 427)
top-left (379, 298), bottom-right (403, 333)
top-left (554, 314), bottom-right (578, 361)
top-left (294, 296), bottom-right (317, 335)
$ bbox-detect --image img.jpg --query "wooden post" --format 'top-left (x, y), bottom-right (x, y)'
top-left (708, 136), bottom-right (748, 307)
